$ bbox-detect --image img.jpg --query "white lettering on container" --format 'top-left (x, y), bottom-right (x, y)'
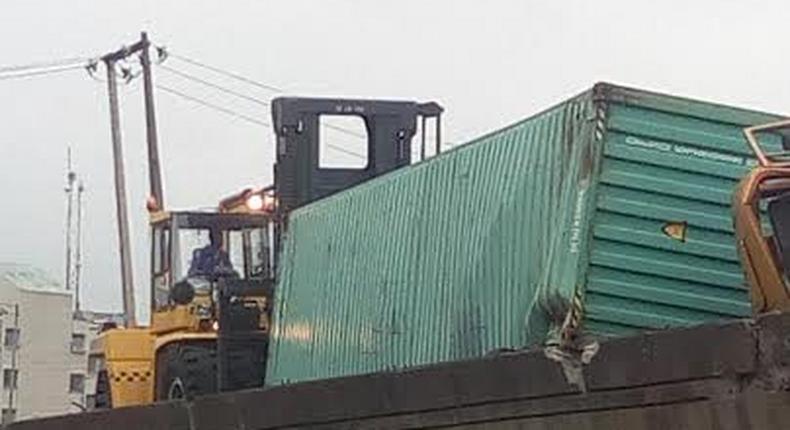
top-left (623, 135), bottom-right (748, 166)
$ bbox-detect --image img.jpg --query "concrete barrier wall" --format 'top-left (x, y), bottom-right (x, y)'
top-left (11, 312), bottom-right (790, 430)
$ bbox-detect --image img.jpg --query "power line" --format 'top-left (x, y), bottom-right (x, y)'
top-left (0, 56), bottom-right (90, 74)
top-left (157, 63), bottom-right (366, 139)
top-left (159, 64), bottom-right (270, 107)
top-left (0, 50), bottom-right (367, 159)
top-left (155, 84), bottom-right (365, 160)
top-left (165, 50), bottom-right (285, 93)
top-left (0, 63), bottom-right (88, 81)
top-left (320, 121), bottom-right (367, 139)
top-left (157, 48), bottom-right (366, 158)
top-left (321, 140), bottom-right (367, 159)
top-left (155, 83), bottom-right (272, 127)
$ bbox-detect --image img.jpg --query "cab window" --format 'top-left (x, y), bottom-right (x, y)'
top-left (768, 193), bottom-right (790, 281)
top-left (151, 225), bottom-right (170, 309)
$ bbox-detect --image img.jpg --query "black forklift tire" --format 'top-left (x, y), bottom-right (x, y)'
top-left (93, 369), bottom-right (112, 409)
top-left (155, 341), bottom-right (218, 402)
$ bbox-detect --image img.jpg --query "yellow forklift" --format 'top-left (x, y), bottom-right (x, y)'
top-left (91, 187), bottom-right (276, 407)
top-left (89, 90), bottom-right (444, 408)
top-left (734, 119), bottom-right (790, 314)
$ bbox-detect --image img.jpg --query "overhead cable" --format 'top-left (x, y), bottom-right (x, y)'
top-left (0, 56), bottom-right (90, 74)
top-left (0, 63), bottom-right (89, 81)
top-left (157, 63), bottom-right (366, 139)
top-left (155, 84), bottom-right (365, 160)
top-left (159, 64), bottom-right (270, 106)
top-left (155, 83), bottom-right (272, 127)
top-left (164, 50), bottom-right (284, 93)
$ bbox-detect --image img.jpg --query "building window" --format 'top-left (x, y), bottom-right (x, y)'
top-left (85, 394), bottom-right (96, 410)
top-left (3, 369), bottom-right (17, 389)
top-left (70, 333), bottom-right (86, 354)
top-left (1, 408), bottom-right (15, 425)
top-left (69, 373), bottom-right (85, 394)
top-left (87, 355), bottom-right (104, 375)
top-left (3, 328), bottom-right (19, 349)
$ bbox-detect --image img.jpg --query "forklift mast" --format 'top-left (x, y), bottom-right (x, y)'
top-left (271, 97), bottom-right (443, 216)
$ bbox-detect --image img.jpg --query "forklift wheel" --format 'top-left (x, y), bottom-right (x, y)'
top-left (156, 341), bottom-right (217, 402)
top-left (167, 377), bottom-right (186, 400)
top-left (93, 369), bottom-right (112, 409)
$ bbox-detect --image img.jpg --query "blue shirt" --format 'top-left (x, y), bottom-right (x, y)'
top-left (188, 245), bottom-right (236, 278)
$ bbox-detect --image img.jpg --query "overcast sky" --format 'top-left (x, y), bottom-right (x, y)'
top-left (1, 1), bottom-right (790, 321)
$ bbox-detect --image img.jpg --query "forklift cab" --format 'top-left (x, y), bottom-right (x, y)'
top-left (149, 210), bottom-right (274, 313)
top-left (147, 209), bottom-right (274, 393)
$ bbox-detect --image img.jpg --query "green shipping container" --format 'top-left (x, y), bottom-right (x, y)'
top-left (266, 83), bottom-right (783, 385)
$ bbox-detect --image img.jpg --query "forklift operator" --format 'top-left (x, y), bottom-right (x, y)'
top-left (188, 229), bottom-right (237, 278)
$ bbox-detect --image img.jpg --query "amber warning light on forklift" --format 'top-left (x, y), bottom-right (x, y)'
top-left (219, 187), bottom-right (276, 213)
top-left (246, 194), bottom-right (265, 211)
top-left (146, 195), bottom-right (160, 212)
top-left (244, 189), bottom-right (276, 213)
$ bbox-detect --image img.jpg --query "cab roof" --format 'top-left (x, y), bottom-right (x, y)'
top-left (149, 210), bottom-right (270, 229)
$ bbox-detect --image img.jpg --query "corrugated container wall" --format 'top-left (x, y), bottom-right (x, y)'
top-left (266, 83), bottom-right (784, 385)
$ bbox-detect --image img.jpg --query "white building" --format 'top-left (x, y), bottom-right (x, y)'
top-left (0, 263), bottom-right (119, 424)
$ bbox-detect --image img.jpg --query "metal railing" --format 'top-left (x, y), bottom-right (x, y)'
top-left (743, 119), bottom-right (790, 167)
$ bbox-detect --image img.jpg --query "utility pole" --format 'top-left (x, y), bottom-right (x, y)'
top-left (74, 180), bottom-right (84, 312)
top-left (100, 33), bottom-right (165, 327)
top-left (64, 148), bottom-right (76, 292)
top-left (102, 43), bottom-right (142, 328)
top-left (140, 31), bottom-right (165, 209)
